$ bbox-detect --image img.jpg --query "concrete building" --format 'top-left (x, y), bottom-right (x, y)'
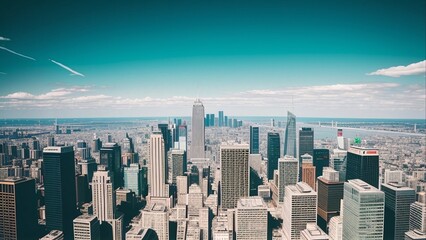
top-left (277, 156), bottom-right (298, 203)
top-left (328, 216), bottom-right (342, 240)
top-left (124, 163), bottom-right (142, 196)
top-left (92, 168), bottom-right (115, 222)
top-left (283, 182), bottom-right (318, 240)
top-left (140, 203), bottom-right (169, 240)
top-left (40, 230), bottom-right (64, 240)
top-left (346, 147), bottom-right (379, 188)
top-left (188, 184), bottom-right (204, 217)
top-left (149, 132), bottom-right (168, 198)
top-left (301, 154), bottom-right (316, 190)
top-left (235, 197), bottom-right (268, 240)
top-left (191, 99), bottom-right (205, 159)
top-left (170, 149), bottom-right (185, 184)
top-left (300, 223), bottom-right (329, 240)
top-left (220, 144), bottom-right (249, 209)
top-left (73, 214), bottom-right (100, 240)
top-left (384, 169), bottom-right (403, 184)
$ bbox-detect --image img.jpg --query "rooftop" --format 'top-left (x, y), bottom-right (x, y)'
top-left (347, 179), bottom-right (380, 192)
top-left (237, 196), bottom-right (266, 208)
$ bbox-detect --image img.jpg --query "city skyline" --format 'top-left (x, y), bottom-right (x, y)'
top-left (0, 0), bottom-right (425, 118)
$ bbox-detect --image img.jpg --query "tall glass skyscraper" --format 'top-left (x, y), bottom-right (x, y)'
top-left (100, 143), bottom-right (122, 188)
top-left (313, 148), bottom-right (330, 178)
top-left (346, 146), bottom-right (379, 188)
top-left (284, 111), bottom-right (296, 158)
top-left (267, 132), bottom-right (280, 180)
top-left (299, 127), bottom-right (313, 181)
top-left (249, 126), bottom-right (259, 154)
top-left (218, 111), bottom-right (224, 127)
top-left (124, 163), bottom-right (142, 196)
top-left (43, 146), bottom-right (77, 240)
top-left (191, 99), bottom-right (205, 159)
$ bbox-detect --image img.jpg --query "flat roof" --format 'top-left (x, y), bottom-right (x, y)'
top-left (43, 146), bottom-right (73, 153)
top-left (238, 197), bottom-right (266, 208)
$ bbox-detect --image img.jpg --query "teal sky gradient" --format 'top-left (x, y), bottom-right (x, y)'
top-left (0, 0), bottom-right (425, 118)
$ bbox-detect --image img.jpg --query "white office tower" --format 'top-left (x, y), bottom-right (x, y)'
top-left (191, 99), bottom-right (205, 159)
top-left (149, 132), bottom-right (167, 198)
top-left (283, 182), bottom-right (317, 240)
top-left (409, 192), bottom-right (426, 232)
top-left (278, 156), bottom-right (299, 203)
top-left (199, 207), bottom-right (212, 240)
top-left (220, 144), bottom-right (250, 209)
top-left (170, 149), bottom-right (185, 184)
top-left (328, 216), bottom-right (342, 240)
top-left (235, 197), bottom-right (268, 240)
top-left (188, 184), bottom-right (204, 217)
top-left (140, 203), bottom-right (169, 240)
top-left (384, 169), bottom-right (403, 184)
top-left (300, 223), bottom-right (329, 240)
top-left (73, 214), bottom-right (100, 240)
top-left (177, 175), bottom-right (189, 205)
top-left (342, 179), bottom-right (385, 240)
top-left (92, 168), bottom-right (115, 222)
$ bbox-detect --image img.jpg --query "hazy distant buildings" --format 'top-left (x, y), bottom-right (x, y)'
top-left (235, 197), bottom-right (268, 240)
top-left (284, 111), bottom-right (296, 158)
top-left (149, 132), bottom-right (168, 198)
top-left (219, 111), bottom-right (224, 127)
top-left (220, 144), bottom-right (249, 209)
top-left (346, 147), bottom-right (379, 188)
top-left (267, 132), bottom-right (280, 180)
top-left (382, 182), bottom-right (416, 240)
top-left (384, 169), bottom-right (403, 184)
top-left (0, 177), bottom-right (37, 240)
top-left (342, 179), bottom-right (384, 239)
top-left (43, 146), bottom-right (77, 239)
top-left (191, 99), bottom-right (205, 159)
top-left (249, 126), bottom-right (259, 154)
top-left (283, 182), bottom-right (317, 240)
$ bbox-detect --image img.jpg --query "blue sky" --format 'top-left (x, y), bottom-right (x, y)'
top-left (0, 0), bottom-right (425, 118)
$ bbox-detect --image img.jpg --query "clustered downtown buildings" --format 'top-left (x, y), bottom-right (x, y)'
top-left (0, 99), bottom-right (425, 240)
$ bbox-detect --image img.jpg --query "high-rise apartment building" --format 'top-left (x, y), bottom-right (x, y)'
top-left (170, 149), bottom-right (185, 184)
top-left (346, 146), bottom-right (379, 188)
top-left (267, 132), bottom-right (280, 180)
top-left (0, 177), bottom-right (37, 240)
top-left (249, 126), bottom-right (259, 154)
top-left (284, 111), bottom-right (296, 158)
top-left (43, 146), bottom-right (77, 239)
top-left (409, 192), bottom-right (426, 232)
top-left (283, 182), bottom-right (317, 240)
top-left (235, 197), bottom-right (268, 240)
top-left (277, 156), bottom-right (299, 203)
top-left (191, 99), bottom-right (205, 159)
top-left (301, 154), bottom-right (316, 190)
top-left (382, 182), bottom-right (416, 240)
top-left (220, 144), bottom-right (249, 209)
top-left (342, 179), bottom-right (385, 240)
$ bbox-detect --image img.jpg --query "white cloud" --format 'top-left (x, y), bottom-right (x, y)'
top-left (50, 59), bottom-right (85, 77)
top-left (368, 60), bottom-right (426, 77)
top-left (0, 82), bottom-right (424, 118)
top-left (0, 37), bottom-right (10, 41)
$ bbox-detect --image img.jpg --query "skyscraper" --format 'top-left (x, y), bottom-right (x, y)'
top-left (158, 123), bottom-right (172, 154)
top-left (100, 143), bottom-right (122, 188)
top-left (92, 168), bottom-right (115, 222)
top-left (299, 128), bottom-right (314, 180)
top-left (342, 179), bottom-right (385, 240)
top-left (382, 182), bottom-right (416, 240)
top-left (277, 156), bottom-right (299, 203)
top-left (301, 154), bottom-right (316, 190)
top-left (267, 132), bottom-right (280, 180)
top-left (235, 197), bottom-right (268, 240)
top-left (346, 146), bottom-right (379, 188)
top-left (220, 144), bottom-right (249, 209)
top-left (43, 146), bottom-right (78, 239)
top-left (0, 178), bottom-right (37, 240)
top-left (149, 132), bottom-right (168, 198)
top-left (409, 192), bottom-right (426, 232)
top-left (122, 133), bottom-right (134, 154)
top-left (191, 99), bottom-right (205, 159)
top-left (317, 167), bottom-right (344, 232)
top-left (140, 203), bottom-right (169, 240)
top-left (209, 113), bottom-right (215, 127)
top-left (73, 214), bottom-right (101, 240)
top-left (169, 149), bottom-right (185, 184)
top-left (124, 163), bottom-right (142, 196)
top-left (249, 126), bottom-right (259, 154)
top-left (283, 182), bottom-right (317, 240)
top-left (219, 111), bottom-right (224, 127)
top-left (313, 149), bottom-right (330, 178)
top-left (284, 111), bottom-right (296, 158)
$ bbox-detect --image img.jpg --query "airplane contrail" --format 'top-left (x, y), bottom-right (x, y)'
top-left (49, 59), bottom-right (85, 77)
top-left (0, 72), bottom-right (6, 74)
top-left (0, 46), bottom-right (35, 60)
top-left (0, 37), bottom-right (10, 41)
